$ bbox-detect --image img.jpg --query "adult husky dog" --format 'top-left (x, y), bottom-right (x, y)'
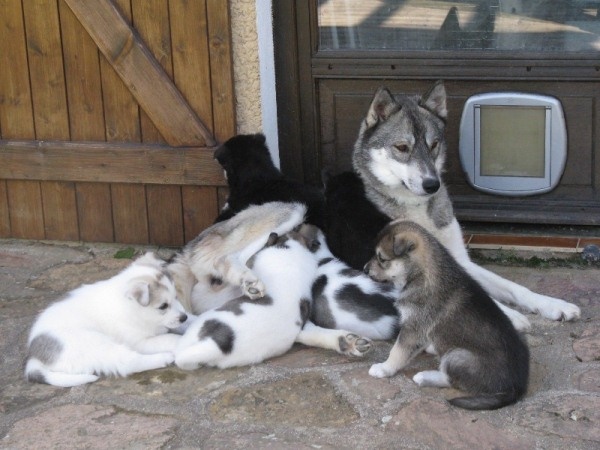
top-left (330, 81), bottom-right (580, 328)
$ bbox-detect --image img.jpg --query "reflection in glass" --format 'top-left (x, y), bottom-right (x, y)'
top-left (318, 0), bottom-right (600, 52)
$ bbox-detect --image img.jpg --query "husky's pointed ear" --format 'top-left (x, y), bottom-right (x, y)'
top-left (365, 87), bottom-right (398, 129)
top-left (420, 80), bottom-right (447, 120)
top-left (126, 281), bottom-right (150, 306)
top-left (392, 233), bottom-right (417, 257)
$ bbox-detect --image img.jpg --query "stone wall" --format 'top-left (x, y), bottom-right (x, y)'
top-left (230, 0), bottom-right (262, 135)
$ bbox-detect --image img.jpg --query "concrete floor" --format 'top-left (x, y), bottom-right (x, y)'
top-left (0, 238), bottom-right (599, 449)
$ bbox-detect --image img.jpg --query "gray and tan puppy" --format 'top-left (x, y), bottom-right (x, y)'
top-left (365, 221), bottom-right (529, 410)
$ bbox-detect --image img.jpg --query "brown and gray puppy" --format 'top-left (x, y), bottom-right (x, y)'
top-left (365, 221), bottom-right (529, 410)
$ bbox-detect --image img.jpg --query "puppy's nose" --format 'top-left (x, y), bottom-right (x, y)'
top-left (179, 314), bottom-right (188, 323)
top-left (422, 178), bottom-right (440, 194)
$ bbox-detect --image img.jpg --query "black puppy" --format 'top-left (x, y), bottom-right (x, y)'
top-left (323, 171), bottom-right (390, 270)
top-left (213, 134), bottom-right (326, 228)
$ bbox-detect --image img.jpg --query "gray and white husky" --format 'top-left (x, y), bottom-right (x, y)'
top-left (175, 229), bottom-right (371, 370)
top-left (351, 81), bottom-right (580, 329)
top-left (25, 253), bottom-right (188, 387)
top-left (366, 221), bottom-right (530, 410)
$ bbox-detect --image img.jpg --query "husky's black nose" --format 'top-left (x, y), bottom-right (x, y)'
top-left (422, 178), bottom-right (440, 194)
top-left (179, 314), bottom-right (188, 323)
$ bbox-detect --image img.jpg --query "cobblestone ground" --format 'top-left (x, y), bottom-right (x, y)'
top-left (0, 239), bottom-right (598, 449)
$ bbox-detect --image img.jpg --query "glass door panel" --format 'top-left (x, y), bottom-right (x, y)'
top-left (318, 0), bottom-right (600, 53)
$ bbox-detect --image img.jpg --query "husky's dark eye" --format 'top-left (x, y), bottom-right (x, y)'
top-left (377, 252), bottom-right (386, 264)
top-left (430, 141), bottom-right (439, 151)
top-left (158, 303), bottom-right (169, 310)
top-left (394, 144), bottom-right (409, 153)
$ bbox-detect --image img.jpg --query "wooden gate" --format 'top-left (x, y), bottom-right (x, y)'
top-left (0, 0), bottom-right (234, 246)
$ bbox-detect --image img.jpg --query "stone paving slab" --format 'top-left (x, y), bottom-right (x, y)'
top-left (0, 239), bottom-right (598, 449)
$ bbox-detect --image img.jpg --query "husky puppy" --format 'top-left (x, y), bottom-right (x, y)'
top-left (168, 202), bottom-right (306, 313)
top-left (328, 81), bottom-right (580, 327)
top-left (175, 229), bottom-right (371, 370)
top-left (366, 221), bottom-right (530, 410)
top-left (25, 253), bottom-right (188, 387)
top-left (213, 133), bottom-right (326, 228)
top-left (310, 225), bottom-right (399, 340)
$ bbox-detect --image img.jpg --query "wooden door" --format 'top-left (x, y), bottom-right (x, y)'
top-left (274, 1), bottom-right (600, 226)
top-left (0, 0), bottom-right (235, 246)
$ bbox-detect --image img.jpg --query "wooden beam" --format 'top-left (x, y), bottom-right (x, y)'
top-left (0, 140), bottom-right (225, 186)
top-left (63, 0), bottom-right (216, 147)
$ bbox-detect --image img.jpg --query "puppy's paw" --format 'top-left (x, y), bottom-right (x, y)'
top-left (242, 275), bottom-right (265, 299)
top-left (149, 352), bottom-right (175, 369)
top-left (338, 333), bottom-right (372, 356)
top-left (369, 362), bottom-right (396, 378)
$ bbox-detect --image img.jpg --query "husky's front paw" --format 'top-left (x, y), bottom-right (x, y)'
top-left (242, 276), bottom-right (265, 299)
top-left (538, 299), bottom-right (580, 321)
top-left (369, 362), bottom-right (396, 378)
top-left (338, 334), bottom-right (372, 356)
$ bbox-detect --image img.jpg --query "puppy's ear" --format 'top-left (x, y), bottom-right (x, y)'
top-left (213, 144), bottom-right (229, 162)
top-left (365, 87), bottom-right (399, 129)
top-left (392, 234), bottom-right (417, 257)
top-left (126, 281), bottom-right (150, 306)
top-left (254, 133), bottom-right (267, 144)
top-left (420, 80), bottom-right (447, 120)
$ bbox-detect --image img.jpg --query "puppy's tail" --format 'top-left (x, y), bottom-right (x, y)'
top-left (25, 360), bottom-right (99, 388)
top-left (448, 390), bottom-right (523, 410)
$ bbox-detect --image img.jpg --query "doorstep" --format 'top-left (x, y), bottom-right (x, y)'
top-left (464, 233), bottom-right (600, 253)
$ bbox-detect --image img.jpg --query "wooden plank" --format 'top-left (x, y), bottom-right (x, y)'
top-left (132, 0), bottom-right (171, 144)
top-left (76, 183), bottom-right (114, 242)
top-left (6, 180), bottom-right (45, 240)
top-left (100, 0), bottom-right (141, 142)
top-left (0, 180), bottom-right (10, 237)
top-left (111, 184), bottom-right (149, 244)
top-left (64, 0), bottom-right (215, 146)
top-left (58, 0), bottom-right (106, 141)
top-left (0, 140), bottom-right (225, 185)
top-left (169, 0), bottom-right (214, 134)
top-left (22, 0), bottom-right (70, 140)
top-left (41, 181), bottom-right (79, 241)
top-left (0, 0), bottom-right (35, 139)
top-left (206, 0), bottom-right (236, 142)
top-left (182, 186), bottom-right (219, 242)
top-left (146, 185), bottom-right (184, 246)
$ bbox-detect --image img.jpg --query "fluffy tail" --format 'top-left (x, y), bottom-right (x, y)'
top-left (25, 360), bottom-right (98, 388)
top-left (448, 391), bottom-right (523, 410)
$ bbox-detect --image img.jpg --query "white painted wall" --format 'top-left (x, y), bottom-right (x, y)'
top-left (256, 0), bottom-right (279, 167)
